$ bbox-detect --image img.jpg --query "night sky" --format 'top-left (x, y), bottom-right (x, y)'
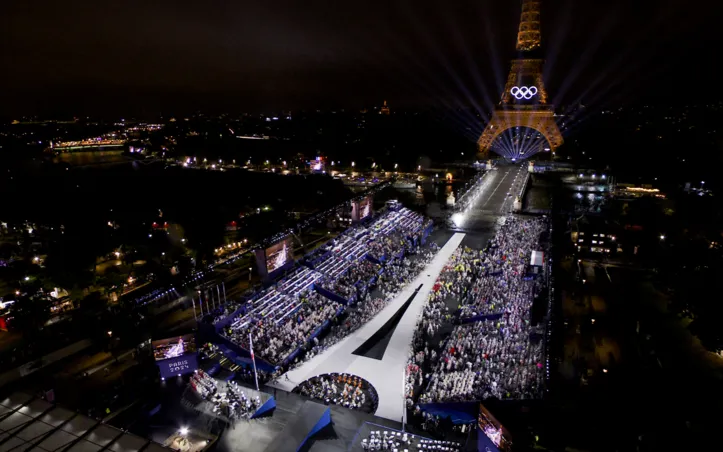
top-left (2, 0), bottom-right (721, 117)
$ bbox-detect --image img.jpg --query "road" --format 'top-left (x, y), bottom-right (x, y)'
top-left (450, 164), bottom-right (527, 248)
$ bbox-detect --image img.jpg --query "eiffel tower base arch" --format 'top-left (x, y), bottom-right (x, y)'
top-left (477, 110), bottom-right (563, 159)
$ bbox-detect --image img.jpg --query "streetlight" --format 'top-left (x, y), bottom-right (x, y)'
top-left (351, 161), bottom-right (355, 167)
top-left (248, 267), bottom-right (252, 282)
top-left (659, 235), bottom-right (666, 241)
top-left (107, 331), bottom-right (113, 337)
top-left (179, 427), bottom-right (189, 436)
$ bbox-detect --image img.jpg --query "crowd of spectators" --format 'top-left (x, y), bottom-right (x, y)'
top-left (317, 259), bottom-right (380, 301)
top-left (368, 235), bottom-right (407, 261)
top-left (216, 206), bottom-right (435, 369)
top-left (286, 246), bottom-right (439, 373)
top-left (362, 430), bottom-right (461, 451)
top-left (224, 290), bottom-right (341, 364)
top-left (190, 369), bottom-right (262, 420)
top-left (406, 216), bottom-right (547, 405)
top-left (294, 373), bottom-right (376, 412)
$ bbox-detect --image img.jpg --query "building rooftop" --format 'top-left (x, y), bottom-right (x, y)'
top-left (0, 393), bottom-right (171, 452)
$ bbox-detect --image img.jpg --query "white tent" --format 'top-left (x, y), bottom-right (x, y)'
top-left (530, 251), bottom-right (544, 267)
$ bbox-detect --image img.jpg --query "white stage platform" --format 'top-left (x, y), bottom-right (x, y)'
top-left (269, 232), bottom-right (466, 422)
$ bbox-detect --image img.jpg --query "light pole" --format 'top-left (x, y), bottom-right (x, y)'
top-left (248, 267), bottom-right (252, 282)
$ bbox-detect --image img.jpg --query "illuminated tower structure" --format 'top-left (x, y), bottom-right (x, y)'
top-left (380, 100), bottom-right (390, 115)
top-left (477, 0), bottom-right (563, 159)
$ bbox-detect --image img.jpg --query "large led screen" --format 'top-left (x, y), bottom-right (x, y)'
top-left (152, 334), bottom-right (196, 361)
top-left (265, 237), bottom-right (293, 274)
top-left (351, 196), bottom-right (372, 221)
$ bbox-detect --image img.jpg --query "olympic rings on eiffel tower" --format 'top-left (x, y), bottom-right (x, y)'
top-left (510, 86), bottom-right (538, 100)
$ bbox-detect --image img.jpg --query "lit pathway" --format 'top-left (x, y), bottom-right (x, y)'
top-left (269, 232), bottom-right (466, 422)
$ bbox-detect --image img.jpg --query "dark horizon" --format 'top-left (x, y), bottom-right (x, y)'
top-left (3, 0), bottom-right (722, 118)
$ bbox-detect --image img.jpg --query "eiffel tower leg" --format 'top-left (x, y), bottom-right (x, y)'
top-left (477, 145), bottom-right (490, 160)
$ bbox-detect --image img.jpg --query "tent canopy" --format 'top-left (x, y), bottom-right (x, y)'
top-left (530, 250), bottom-right (544, 267)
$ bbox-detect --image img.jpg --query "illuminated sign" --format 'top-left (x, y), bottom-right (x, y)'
top-left (510, 86), bottom-right (538, 100)
top-left (157, 354), bottom-right (198, 378)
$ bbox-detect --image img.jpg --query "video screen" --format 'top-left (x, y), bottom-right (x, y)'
top-left (152, 334), bottom-right (196, 361)
top-left (359, 197), bottom-right (371, 219)
top-left (352, 196), bottom-right (372, 221)
top-left (265, 237), bottom-right (293, 274)
top-left (478, 404), bottom-right (512, 452)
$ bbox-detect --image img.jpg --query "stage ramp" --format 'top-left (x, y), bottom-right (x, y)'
top-left (270, 233), bottom-right (466, 421)
top-left (264, 401), bottom-right (331, 452)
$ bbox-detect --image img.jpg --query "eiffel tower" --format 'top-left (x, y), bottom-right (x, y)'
top-left (477, 0), bottom-right (563, 159)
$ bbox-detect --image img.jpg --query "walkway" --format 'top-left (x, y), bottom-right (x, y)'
top-left (269, 232), bottom-right (466, 422)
